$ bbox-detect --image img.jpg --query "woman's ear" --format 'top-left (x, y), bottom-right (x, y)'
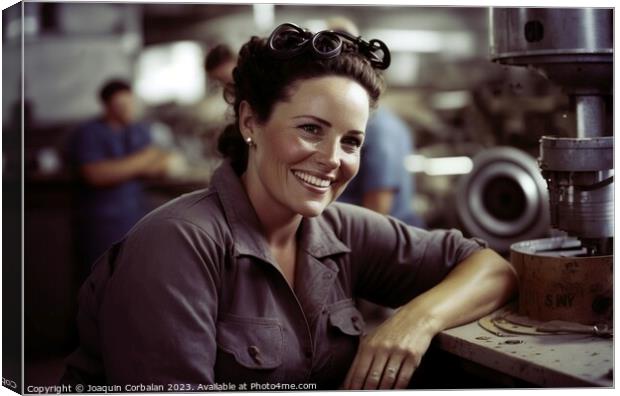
top-left (239, 100), bottom-right (258, 141)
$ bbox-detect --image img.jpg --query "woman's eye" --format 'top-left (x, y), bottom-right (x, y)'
top-left (342, 137), bottom-right (363, 149)
top-left (298, 124), bottom-right (321, 134)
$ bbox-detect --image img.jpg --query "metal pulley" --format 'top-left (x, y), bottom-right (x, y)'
top-left (456, 147), bottom-right (550, 253)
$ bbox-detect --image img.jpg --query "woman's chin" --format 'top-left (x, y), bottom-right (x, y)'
top-left (295, 200), bottom-right (329, 218)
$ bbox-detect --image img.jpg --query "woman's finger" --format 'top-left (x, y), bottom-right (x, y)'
top-left (343, 348), bottom-right (374, 389)
top-left (393, 354), bottom-right (419, 389)
top-left (362, 351), bottom-right (389, 389)
top-left (378, 353), bottom-right (405, 389)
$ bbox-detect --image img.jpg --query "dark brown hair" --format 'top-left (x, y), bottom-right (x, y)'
top-left (205, 44), bottom-right (236, 72)
top-left (99, 79), bottom-right (131, 104)
top-left (217, 35), bottom-right (385, 174)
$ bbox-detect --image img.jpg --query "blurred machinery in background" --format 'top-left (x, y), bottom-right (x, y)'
top-left (456, 147), bottom-right (550, 253)
top-left (489, 8), bottom-right (613, 325)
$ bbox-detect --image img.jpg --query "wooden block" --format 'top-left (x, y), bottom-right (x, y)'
top-left (511, 239), bottom-right (612, 325)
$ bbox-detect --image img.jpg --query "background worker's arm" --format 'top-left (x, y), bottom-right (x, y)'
top-left (80, 146), bottom-right (172, 187)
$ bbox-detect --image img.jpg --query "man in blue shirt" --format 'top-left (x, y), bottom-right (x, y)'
top-left (70, 79), bottom-right (172, 275)
top-left (339, 107), bottom-right (424, 228)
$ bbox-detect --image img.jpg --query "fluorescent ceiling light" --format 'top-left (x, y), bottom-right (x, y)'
top-left (253, 4), bottom-right (275, 31)
top-left (135, 41), bottom-right (205, 106)
top-left (365, 29), bottom-right (474, 55)
top-left (404, 155), bottom-right (473, 176)
top-left (431, 91), bottom-right (471, 110)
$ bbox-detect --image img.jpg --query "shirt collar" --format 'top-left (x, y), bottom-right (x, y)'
top-left (211, 160), bottom-right (350, 261)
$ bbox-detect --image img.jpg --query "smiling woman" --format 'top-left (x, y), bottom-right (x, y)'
top-left (241, 76), bottom-right (369, 221)
top-left (61, 23), bottom-right (518, 390)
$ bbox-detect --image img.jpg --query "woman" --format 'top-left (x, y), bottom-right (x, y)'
top-left (62, 24), bottom-right (517, 390)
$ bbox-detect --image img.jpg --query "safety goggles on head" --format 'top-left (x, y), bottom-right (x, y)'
top-left (266, 23), bottom-right (391, 70)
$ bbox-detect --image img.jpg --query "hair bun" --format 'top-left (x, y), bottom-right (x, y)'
top-left (217, 123), bottom-right (248, 175)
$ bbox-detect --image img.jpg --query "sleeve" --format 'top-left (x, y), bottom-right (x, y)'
top-left (71, 124), bottom-right (108, 165)
top-left (127, 122), bottom-right (153, 152)
top-left (335, 204), bottom-right (487, 308)
top-left (361, 117), bottom-right (407, 192)
top-left (98, 216), bottom-right (222, 386)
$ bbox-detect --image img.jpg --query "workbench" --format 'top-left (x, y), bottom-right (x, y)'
top-left (435, 318), bottom-right (613, 387)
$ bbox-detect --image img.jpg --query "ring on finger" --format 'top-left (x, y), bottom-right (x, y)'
top-left (384, 366), bottom-right (399, 379)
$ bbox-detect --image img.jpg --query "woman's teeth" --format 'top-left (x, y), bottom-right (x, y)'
top-left (293, 171), bottom-right (331, 188)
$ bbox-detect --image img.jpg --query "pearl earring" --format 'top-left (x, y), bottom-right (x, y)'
top-left (245, 136), bottom-right (255, 147)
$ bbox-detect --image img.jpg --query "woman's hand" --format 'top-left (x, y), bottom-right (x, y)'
top-left (341, 307), bottom-right (439, 389)
top-left (342, 248), bottom-right (518, 390)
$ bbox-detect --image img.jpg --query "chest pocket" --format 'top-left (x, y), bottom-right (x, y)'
top-left (214, 314), bottom-right (283, 384)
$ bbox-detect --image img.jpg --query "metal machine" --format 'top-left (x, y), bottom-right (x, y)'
top-left (456, 147), bottom-right (550, 253)
top-left (488, 8), bottom-right (613, 324)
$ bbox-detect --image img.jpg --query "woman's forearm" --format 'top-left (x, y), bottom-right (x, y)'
top-left (342, 248), bottom-right (518, 389)
top-left (400, 248), bottom-right (518, 335)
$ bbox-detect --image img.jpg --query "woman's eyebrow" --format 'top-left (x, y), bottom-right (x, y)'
top-left (293, 115), bottom-right (365, 135)
top-left (293, 115), bottom-right (332, 126)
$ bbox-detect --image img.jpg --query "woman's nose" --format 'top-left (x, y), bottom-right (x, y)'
top-left (316, 140), bottom-right (340, 169)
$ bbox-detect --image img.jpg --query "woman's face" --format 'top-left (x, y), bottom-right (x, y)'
top-left (242, 76), bottom-right (370, 218)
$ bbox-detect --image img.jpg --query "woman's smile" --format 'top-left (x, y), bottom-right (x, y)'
top-left (291, 169), bottom-right (335, 193)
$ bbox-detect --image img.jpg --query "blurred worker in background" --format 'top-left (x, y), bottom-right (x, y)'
top-left (205, 44), bottom-right (237, 86)
top-left (190, 44), bottom-right (238, 145)
top-left (330, 17), bottom-right (425, 229)
top-left (69, 79), bottom-right (175, 280)
top-left (339, 107), bottom-right (424, 226)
